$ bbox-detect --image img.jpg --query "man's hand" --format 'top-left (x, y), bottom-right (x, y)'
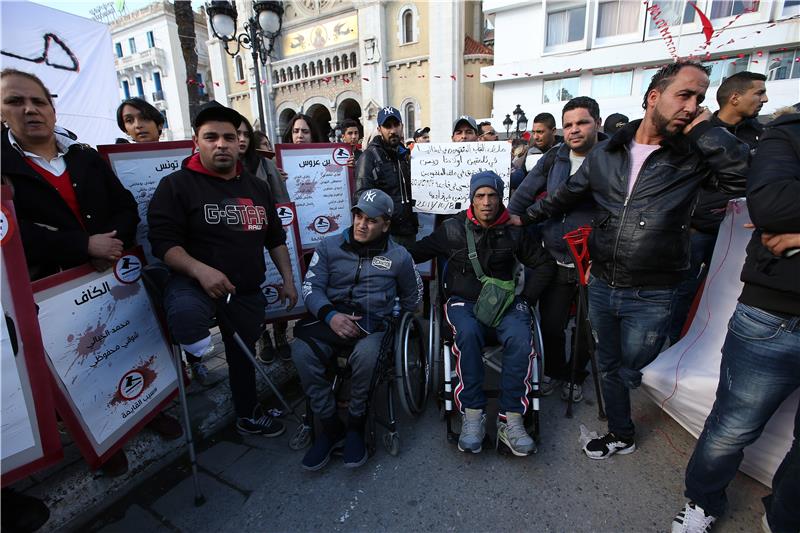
top-left (278, 283), bottom-right (298, 309)
top-left (508, 214), bottom-right (524, 226)
top-left (683, 106), bottom-right (712, 135)
top-left (88, 230), bottom-right (124, 261)
top-left (761, 232), bottom-right (800, 257)
top-left (346, 154), bottom-right (355, 169)
top-left (194, 264), bottom-right (236, 299)
top-left (278, 168), bottom-right (288, 182)
top-left (329, 313), bottom-right (364, 339)
top-left (90, 258), bottom-right (113, 272)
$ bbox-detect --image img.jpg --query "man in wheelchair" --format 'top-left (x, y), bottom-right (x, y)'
top-left (406, 171), bottom-right (555, 456)
top-left (293, 189), bottom-right (422, 471)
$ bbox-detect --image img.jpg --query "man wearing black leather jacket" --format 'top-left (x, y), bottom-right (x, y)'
top-left (355, 106), bottom-right (417, 246)
top-left (511, 61), bottom-right (749, 460)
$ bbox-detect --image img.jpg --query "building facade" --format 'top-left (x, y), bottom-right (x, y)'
top-left (207, 0), bottom-right (495, 144)
top-left (111, 1), bottom-right (212, 141)
top-left (484, 0), bottom-right (800, 133)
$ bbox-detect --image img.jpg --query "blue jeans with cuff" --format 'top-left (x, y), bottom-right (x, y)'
top-left (684, 303), bottom-right (800, 532)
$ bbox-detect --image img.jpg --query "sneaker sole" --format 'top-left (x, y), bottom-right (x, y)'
top-left (343, 452), bottom-right (368, 468)
top-left (497, 435), bottom-right (535, 457)
top-left (457, 443), bottom-right (483, 453)
top-left (302, 440), bottom-right (345, 472)
top-left (236, 425), bottom-right (286, 438)
top-left (584, 442), bottom-right (636, 460)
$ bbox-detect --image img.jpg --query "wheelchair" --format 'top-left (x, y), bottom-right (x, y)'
top-left (426, 266), bottom-right (546, 453)
top-left (294, 304), bottom-right (430, 457)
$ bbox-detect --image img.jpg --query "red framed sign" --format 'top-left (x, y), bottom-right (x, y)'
top-left (276, 143), bottom-right (356, 252)
top-left (1, 188), bottom-right (63, 486)
top-left (98, 141), bottom-right (195, 264)
top-left (263, 202), bottom-right (308, 323)
top-left (31, 248), bottom-right (178, 469)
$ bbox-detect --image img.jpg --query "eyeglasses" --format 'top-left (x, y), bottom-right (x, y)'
top-left (480, 130), bottom-right (498, 137)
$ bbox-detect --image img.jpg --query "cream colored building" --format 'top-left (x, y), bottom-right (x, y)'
top-left (207, 1), bottom-right (494, 144)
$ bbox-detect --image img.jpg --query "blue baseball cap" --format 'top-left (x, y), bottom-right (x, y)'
top-left (377, 106), bottom-right (402, 126)
top-left (352, 189), bottom-right (394, 219)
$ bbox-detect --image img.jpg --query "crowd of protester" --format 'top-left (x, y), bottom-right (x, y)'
top-left (1, 60), bottom-right (798, 533)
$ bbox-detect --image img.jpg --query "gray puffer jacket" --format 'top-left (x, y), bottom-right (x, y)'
top-left (302, 229), bottom-right (422, 331)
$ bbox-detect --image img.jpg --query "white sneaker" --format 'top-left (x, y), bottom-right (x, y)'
top-left (458, 408), bottom-right (486, 453)
top-left (561, 382), bottom-right (583, 403)
top-left (671, 502), bottom-right (716, 533)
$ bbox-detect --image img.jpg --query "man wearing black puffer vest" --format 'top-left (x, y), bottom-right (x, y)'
top-left (671, 110), bottom-right (800, 533)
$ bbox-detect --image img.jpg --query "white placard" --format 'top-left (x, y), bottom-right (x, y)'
top-left (34, 264), bottom-right (178, 454)
top-left (279, 144), bottom-right (353, 250)
top-left (411, 142), bottom-right (512, 214)
top-left (0, 302), bottom-right (37, 460)
top-left (262, 203), bottom-right (306, 322)
top-left (414, 212), bottom-right (436, 279)
top-left (100, 142), bottom-right (194, 263)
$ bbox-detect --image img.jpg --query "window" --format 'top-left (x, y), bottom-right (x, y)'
top-left (302, 64), bottom-right (308, 77)
top-left (235, 56), bottom-right (244, 81)
top-left (710, 0), bottom-right (759, 19)
top-left (640, 68), bottom-right (660, 92)
top-left (316, 60), bottom-right (323, 74)
top-left (146, 31), bottom-right (155, 48)
top-left (546, 6), bottom-right (586, 47)
top-left (309, 62), bottom-right (315, 76)
top-left (783, 0), bottom-right (800, 15)
top-left (280, 68), bottom-right (286, 82)
top-left (350, 52), bottom-right (357, 67)
top-left (592, 71), bottom-right (633, 98)
top-left (767, 48), bottom-right (800, 81)
top-left (342, 54), bottom-right (349, 69)
top-left (135, 76), bottom-right (144, 97)
top-left (197, 72), bottom-right (205, 95)
top-left (128, 37), bottom-right (136, 54)
top-left (402, 9), bottom-right (414, 43)
top-left (325, 58), bottom-right (332, 72)
top-left (122, 80), bottom-right (130, 99)
top-left (403, 101), bottom-right (415, 139)
top-left (153, 71), bottom-right (162, 92)
top-left (287, 68), bottom-right (293, 81)
top-left (596, 0), bottom-right (641, 38)
top-left (333, 56), bottom-right (340, 70)
top-left (160, 110), bottom-right (169, 129)
top-left (704, 55), bottom-right (750, 86)
top-left (294, 65), bottom-right (300, 78)
top-left (647, 1), bottom-right (695, 37)
top-left (115, 42), bottom-right (123, 58)
top-left (543, 77), bottom-right (580, 103)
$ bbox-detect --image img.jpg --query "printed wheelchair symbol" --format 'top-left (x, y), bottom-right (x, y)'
top-left (277, 206), bottom-right (295, 226)
top-left (263, 284), bottom-right (280, 305)
top-left (118, 369), bottom-right (145, 401)
top-left (332, 147), bottom-right (351, 166)
top-left (312, 216), bottom-right (332, 234)
top-left (114, 254), bottom-right (142, 284)
top-left (0, 206), bottom-right (15, 246)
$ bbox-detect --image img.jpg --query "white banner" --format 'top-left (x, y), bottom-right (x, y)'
top-left (34, 254), bottom-right (178, 456)
top-left (411, 142), bottom-right (512, 214)
top-left (642, 199), bottom-right (799, 487)
top-left (278, 144), bottom-right (354, 250)
top-left (1, 1), bottom-right (120, 147)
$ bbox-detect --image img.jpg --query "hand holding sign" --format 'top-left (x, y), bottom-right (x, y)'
top-left (88, 230), bottom-right (123, 262)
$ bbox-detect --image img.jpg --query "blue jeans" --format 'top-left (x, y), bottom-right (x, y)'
top-left (444, 297), bottom-right (535, 415)
top-left (684, 303), bottom-right (800, 531)
top-left (668, 230), bottom-right (718, 344)
top-left (587, 276), bottom-right (675, 438)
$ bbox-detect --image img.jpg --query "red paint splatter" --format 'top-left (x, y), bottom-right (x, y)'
top-left (67, 334), bottom-right (74, 342)
top-left (296, 179), bottom-right (317, 196)
top-left (108, 355), bottom-right (158, 406)
top-left (76, 322), bottom-right (107, 358)
top-left (109, 282), bottom-right (140, 300)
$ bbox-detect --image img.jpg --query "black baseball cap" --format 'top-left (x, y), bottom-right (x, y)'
top-left (193, 100), bottom-right (242, 130)
top-left (604, 113), bottom-right (629, 135)
top-left (413, 126), bottom-right (430, 139)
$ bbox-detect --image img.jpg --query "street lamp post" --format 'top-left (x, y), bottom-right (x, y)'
top-left (502, 114), bottom-right (513, 139)
top-left (511, 104), bottom-right (527, 139)
top-left (206, 1), bottom-right (284, 133)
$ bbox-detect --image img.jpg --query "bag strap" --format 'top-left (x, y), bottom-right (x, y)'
top-left (464, 216), bottom-right (485, 280)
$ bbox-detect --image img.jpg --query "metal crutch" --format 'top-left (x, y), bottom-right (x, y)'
top-left (563, 227), bottom-right (606, 421)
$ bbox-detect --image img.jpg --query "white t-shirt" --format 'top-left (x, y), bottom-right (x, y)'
top-left (627, 141), bottom-right (660, 197)
top-left (569, 151), bottom-right (585, 176)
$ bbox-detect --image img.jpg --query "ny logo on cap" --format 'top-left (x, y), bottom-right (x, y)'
top-left (363, 190), bottom-right (377, 202)
top-left (383, 107), bottom-right (395, 114)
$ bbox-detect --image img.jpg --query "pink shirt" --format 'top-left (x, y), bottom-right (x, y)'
top-left (627, 141), bottom-right (660, 197)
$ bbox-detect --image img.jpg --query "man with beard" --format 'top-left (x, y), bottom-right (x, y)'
top-left (355, 106), bottom-right (417, 247)
top-left (668, 71), bottom-right (768, 344)
top-left (510, 96), bottom-right (607, 404)
top-left (511, 61), bottom-right (749, 459)
top-left (452, 115), bottom-right (479, 142)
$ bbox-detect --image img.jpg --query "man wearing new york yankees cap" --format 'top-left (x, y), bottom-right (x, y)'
top-left (355, 105), bottom-right (417, 247)
top-left (406, 171), bottom-right (555, 457)
top-left (292, 188), bottom-right (422, 471)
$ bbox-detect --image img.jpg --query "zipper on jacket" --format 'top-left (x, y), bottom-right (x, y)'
top-left (610, 144), bottom-right (661, 286)
top-left (398, 160), bottom-right (409, 205)
top-left (348, 257), bottom-right (365, 301)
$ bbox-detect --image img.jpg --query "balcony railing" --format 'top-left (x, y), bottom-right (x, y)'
top-left (152, 90), bottom-right (165, 101)
top-left (115, 47), bottom-right (167, 71)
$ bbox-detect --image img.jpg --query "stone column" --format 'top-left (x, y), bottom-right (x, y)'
top-left (428, 1), bottom-right (464, 143)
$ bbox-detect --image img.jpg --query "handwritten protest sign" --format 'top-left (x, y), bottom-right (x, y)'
top-left (414, 212), bottom-right (436, 280)
top-left (1, 191), bottom-right (62, 485)
top-left (99, 141), bottom-right (195, 263)
top-left (32, 249), bottom-right (178, 467)
top-left (277, 143), bottom-right (355, 250)
top-left (411, 142), bottom-right (511, 214)
top-left (262, 203), bottom-right (307, 322)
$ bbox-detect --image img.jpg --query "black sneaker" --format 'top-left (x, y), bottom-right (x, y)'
top-left (275, 332), bottom-right (292, 362)
top-left (236, 407), bottom-right (285, 437)
top-left (257, 331), bottom-right (277, 364)
top-left (302, 416), bottom-right (346, 471)
top-left (190, 361), bottom-right (209, 386)
top-left (343, 414), bottom-right (367, 468)
top-left (583, 432), bottom-right (635, 460)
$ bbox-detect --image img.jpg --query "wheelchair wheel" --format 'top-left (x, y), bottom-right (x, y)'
top-left (394, 312), bottom-right (428, 416)
top-left (428, 291), bottom-right (442, 401)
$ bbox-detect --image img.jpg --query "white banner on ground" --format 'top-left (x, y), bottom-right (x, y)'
top-left (1, 1), bottom-right (119, 147)
top-left (34, 254), bottom-right (178, 458)
top-left (641, 199), bottom-right (799, 487)
top-left (411, 142), bottom-right (511, 214)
